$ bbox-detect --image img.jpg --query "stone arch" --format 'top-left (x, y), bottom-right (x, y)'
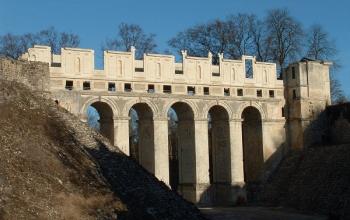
top-left (203, 101), bottom-right (233, 120)
top-left (167, 101), bottom-right (196, 198)
top-left (163, 99), bottom-right (199, 119)
top-left (207, 105), bottom-right (232, 205)
top-left (81, 98), bottom-right (117, 145)
top-left (241, 106), bottom-right (264, 183)
top-left (236, 101), bottom-right (266, 120)
top-left (123, 98), bottom-right (158, 119)
top-left (81, 96), bottom-right (119, 118)
top-left (128, 102), bottom-right (155, 174)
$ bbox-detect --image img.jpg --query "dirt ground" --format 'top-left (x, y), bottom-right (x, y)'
top-left (201, 207), bottom-right (327, 220)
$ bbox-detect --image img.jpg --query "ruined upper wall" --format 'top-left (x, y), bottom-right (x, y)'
top-left (21, 45), bottom-right (282, 89)
top-left (0, 57), bottom-right (50, 92)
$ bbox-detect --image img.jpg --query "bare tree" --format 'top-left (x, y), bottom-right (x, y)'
top-left (169, 19), bottom-right (232, 63)
top-left (250, 18), bottom-right (273, 62)
top-left (306, 24), bottom-right (337, 60)
top-left (0, 34), bottom-right (22, 59)
top-left (305, 24), bottom-right (346, 103)
top-left (330, 73), bottom-right (348, 103)
top-left (265, 8), bottom-right (304, 75)
top-left (0, 27), bottom-right (80, 58)
top-left (36, 27), bottom-right (80, 54)
top-left (103, 23), bottom-right (157, 59)
top-left (226, 14), bottom-right (255, 59)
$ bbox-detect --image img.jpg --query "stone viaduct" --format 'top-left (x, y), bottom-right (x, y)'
top-left (21, 45), bottom-right (332, 206)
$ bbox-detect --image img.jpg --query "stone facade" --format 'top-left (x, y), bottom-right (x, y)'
top-left (20, 45), bottom-right (332, 206)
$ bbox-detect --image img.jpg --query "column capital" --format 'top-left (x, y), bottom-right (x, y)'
top-left (229, 118), bottom-right (243, 123)
top-left (113, 116), bottom-right (130, 121)
top-left (262, 119), bottom-right (286, 124)
top-left (194, 117), bottom-right (208, 122)
top-left (153, 116), bottom-right (168, 122)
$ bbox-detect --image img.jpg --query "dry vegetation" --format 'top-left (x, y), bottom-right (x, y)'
top-left (0, 80), bottom-right (126, 219)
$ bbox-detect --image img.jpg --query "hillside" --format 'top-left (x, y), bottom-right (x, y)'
top-left (0, 76), bottom-right (205, 219)
top-left (259, 144), bottom-right (350, 219)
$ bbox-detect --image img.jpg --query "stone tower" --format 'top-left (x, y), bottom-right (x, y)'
top-left (284, 58), bottom-right (332, 150)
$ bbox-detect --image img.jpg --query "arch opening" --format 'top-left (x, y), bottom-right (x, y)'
top-left (129, 103), bottom-right (155, 173)
top-left (208, 105), bottom-right (231, 205)
top-left (241, 106), bottom-right (264, 183)
top-left (87, 101), bottom-right (114, 144)
top-left (167, 102), bottom-right (196, 196)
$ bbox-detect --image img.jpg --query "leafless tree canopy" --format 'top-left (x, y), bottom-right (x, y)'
top-left (168, 9), bottom-right (304, 70)
top-left (265, 9), bottom-right (304, 72)
top-left (103, 23), bottom-right (157, 59)
top-left (0, 27), bottom-right (80, 59)
top-left (306, 24), bottom-right (337, 60)
top-left (168, 8), bottom-right (346, 102)
top-left (304, 24), bottom-right (345, 103)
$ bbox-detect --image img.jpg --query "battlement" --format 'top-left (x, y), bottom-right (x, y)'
top-left (21, 45), bottom-right (282, 91)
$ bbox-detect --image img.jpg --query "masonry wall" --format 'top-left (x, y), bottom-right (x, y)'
top-left (0, 58), bottom-right (50, 92)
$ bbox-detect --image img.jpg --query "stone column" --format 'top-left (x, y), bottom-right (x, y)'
top-left (194, 118), bottom-right (210, 205)
top-left (229, 119), bottom-right (244, 184)
top-left (138, 118), bottom-right (155, 174)
top-left (228, 119), bottom-right (246, 204)
top-left (113, 117), bottom-right (130, 155)
top-left (153, 117), bottom-right (170, 185)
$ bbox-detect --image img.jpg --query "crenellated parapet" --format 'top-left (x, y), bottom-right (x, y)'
top-left (21, 45), bottom-right (283, 98)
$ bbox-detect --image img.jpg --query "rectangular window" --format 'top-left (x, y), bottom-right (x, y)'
top-left (245, 59), bottom-right (253, 78)
top-left (108, 82), bottom-right (116, 92)
top-left (204, 87), bottom-right (210, 95)
top-left (212, 72), bottom-right (220, 77)
top-left (124, 83), bottom-right (132, 92)
top-left (135, 68), bottom-right (144, 72)
top-left (293, 89), bottom-right (297, 99)
top-left (51, 62), bottom-right (61, 67)
top-left (224, 88), bottom-right (230, 96)
top-left (148, 84), bottom-right (155, 93)
top-left (237, 88), bottom-right (243, 96)
top-left (257, 89), bottom-right (262, 97)
top-left (175, 70), bottom-right (183, 74)
top-left (187, 86), bottom-right (195, 95)
top-left (65, 80), bottom-right (73, 90)
top-left (163, 85), bottom-right (172, 94)
top-left (269, 90), bottom-right (275, 98)
top-left (83, 81), bottom-right (91, 90)
top-left (292, 67), bottom-right (296, 79)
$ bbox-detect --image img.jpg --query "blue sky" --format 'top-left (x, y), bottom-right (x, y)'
top-left (1, 0), bottom-right (349, 96)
